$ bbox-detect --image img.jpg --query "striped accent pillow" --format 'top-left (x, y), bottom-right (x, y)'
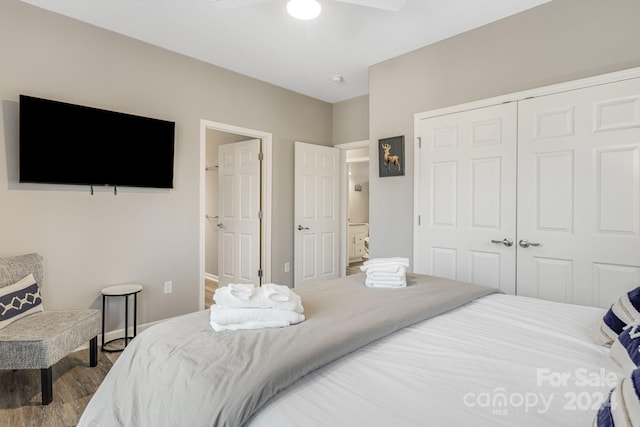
top-left (598, 287), bottom-right (640, 345)
top-left (0, 273), bottom-right (43, 330)
top-left (595, 368), bottom-right (640, 426)
top-left (610, 323), bottom-right (640, 374)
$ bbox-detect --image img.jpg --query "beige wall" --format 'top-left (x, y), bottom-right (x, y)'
top-left (0, 0), bottom-right (331, 327)
top-left (368, 0), bottom-right (640, 263)
top-left (332, 95), bottom-right (369, 145)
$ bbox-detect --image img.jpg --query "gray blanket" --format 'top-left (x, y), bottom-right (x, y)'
top-left (78, 273), bottom-right (496, 427)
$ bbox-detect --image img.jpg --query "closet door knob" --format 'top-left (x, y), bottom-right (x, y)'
top-left (518, 239), bottom-right (540, 248)
top-left (491, 238), bottom-right (513, 247)
top-left (297, 225), bottom-right (310, 231)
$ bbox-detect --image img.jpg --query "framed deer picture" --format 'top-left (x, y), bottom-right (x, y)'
top-left (378, 136), bottom-right (405, 177)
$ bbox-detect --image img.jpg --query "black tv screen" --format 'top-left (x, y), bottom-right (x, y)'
top-left (19, 95), bottom-right (175, 189)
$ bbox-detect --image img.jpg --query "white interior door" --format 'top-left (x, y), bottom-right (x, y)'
top-left (415, 103), bottom-right (517, 294)
top-left (218, 139), bottom-right (261, 287)
top-left (517, 78), bottom-right (640, 307)
top-left (294, 142), bottom-right (340, 288)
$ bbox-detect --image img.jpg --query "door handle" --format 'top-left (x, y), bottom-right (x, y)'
top-left (297, 225), bottom-right (310, 231)
top-left (491, 238), bottom-right (513, 247)
top-left (217, 223), bottom-right (225, 229)
top-left (518, 239), bottom-right (540, 248)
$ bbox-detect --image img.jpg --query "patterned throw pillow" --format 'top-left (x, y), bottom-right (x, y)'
top-left (0, 273), bottom-right (43, 330)
top-left (611, 323), bottom-right (640, 373)
top-left (595, 367), bottom-right (640, 426)
top-left (598, 287), bottom-right (640, 345)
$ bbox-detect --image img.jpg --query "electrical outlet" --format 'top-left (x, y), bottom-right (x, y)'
top-left (164, 280), bottom-right (173, 294)
top-left (284, 262), bottom-right (290, 273)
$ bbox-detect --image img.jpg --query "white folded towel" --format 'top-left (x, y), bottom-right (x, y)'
top-left (361, 257), bottom-right (408, 288)
top-left (214, 284), bottom-right (304, 313)
top-left (209, 305), bottom-right (305, 331)
top-left (262, 283), bottom-right (295, 303)
top-left (363, 257), bottom-right (410, 268)
top-left (361, 264), bottom-right (407, 274)
top-left (228, 283), bottom-right (256, 300)
top-left (364, 276), bottom-right (407, 288)
top-left (360, 265), bottom-right (407, 277)
top-left (366, 270), bottom-right (406, 281)
top-left (211, 320), bottom-right (291, 332)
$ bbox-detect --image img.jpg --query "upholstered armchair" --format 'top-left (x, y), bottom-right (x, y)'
top-left (0, 253), bottom-right (101, 405)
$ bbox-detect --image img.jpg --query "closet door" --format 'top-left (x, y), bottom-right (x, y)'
top-left (517, 78), bottom-right (640, 307)
top-left (415, 103), bottom-right (517, 294)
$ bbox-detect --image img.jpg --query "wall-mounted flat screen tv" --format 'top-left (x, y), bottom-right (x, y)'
top-left (19, 95), bottom-right (175, 189)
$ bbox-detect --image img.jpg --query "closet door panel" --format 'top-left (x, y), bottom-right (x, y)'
top-left (535, 151), bottom-right (574, 232)
top-left (517, 78), bottom-right (640, 307)
top-left (415, 103), bottom-right (517, 294)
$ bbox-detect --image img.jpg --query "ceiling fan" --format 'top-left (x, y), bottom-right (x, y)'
top-left (210, 0), bottom-right (408, 18)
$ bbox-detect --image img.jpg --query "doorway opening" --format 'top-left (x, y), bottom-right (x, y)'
top-left (336, 140), bottom-right (370, 277)
top-left (199, 120), bottom-right (272, 310)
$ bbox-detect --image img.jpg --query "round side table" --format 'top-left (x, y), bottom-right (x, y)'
top-left (101, 284), bottom-right (142, 353)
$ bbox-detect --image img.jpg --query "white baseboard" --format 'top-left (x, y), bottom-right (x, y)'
top-left (205, 273), bottom-right (218, 282)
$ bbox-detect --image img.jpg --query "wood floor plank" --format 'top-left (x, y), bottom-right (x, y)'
top-left (205, 278), bottom-right (217, 309)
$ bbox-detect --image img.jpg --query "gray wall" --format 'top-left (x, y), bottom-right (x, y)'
top-left (0, 0), bottom-right (332, 326)
top-left (332, 95), bottom-right (369, 145)
top-left (368, 0), bottom-right (640, 264)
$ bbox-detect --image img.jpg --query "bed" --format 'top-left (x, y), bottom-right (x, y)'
top-left (78, 273), bottom-right (626, 426)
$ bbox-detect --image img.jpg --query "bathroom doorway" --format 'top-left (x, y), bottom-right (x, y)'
top-left (200, 120), bottom-right (273, 310)
top-left (337, 142), bottom-right (370, 276)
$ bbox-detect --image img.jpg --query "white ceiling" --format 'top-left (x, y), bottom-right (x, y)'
top-left (21, 0), bottom-right (551, 103)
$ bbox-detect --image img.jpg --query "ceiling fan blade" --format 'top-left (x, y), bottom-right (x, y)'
top-left (334, 0), bottom-right (407, 12)
top-left (209, 0), bottom-right (268, 10)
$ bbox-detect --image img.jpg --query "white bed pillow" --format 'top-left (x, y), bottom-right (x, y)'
top-left (595, 367), bottom-right (640, 426)
top-left (598, 287), bottom-right (640, 345)
top-left (0, 273), bottom-right (43, 330)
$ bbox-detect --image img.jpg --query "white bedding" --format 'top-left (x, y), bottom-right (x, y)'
top-left (80, 273), bottom-right (496, 426)
top-left (248, 293), bottom-right (623, 426)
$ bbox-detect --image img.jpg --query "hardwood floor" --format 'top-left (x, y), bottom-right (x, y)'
top-left (205, 277), bottom-right (218, 309)
top-left (0, 349), bottom-right (119, 427)
top-left (346, 260), bottom-right (364, 275)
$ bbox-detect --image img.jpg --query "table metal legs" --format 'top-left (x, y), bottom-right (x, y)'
top-left (101, 292), bottom-right (139, 353)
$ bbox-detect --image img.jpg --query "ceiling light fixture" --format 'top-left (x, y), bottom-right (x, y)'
top-left (287, 0), bottom-right (321, 21)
